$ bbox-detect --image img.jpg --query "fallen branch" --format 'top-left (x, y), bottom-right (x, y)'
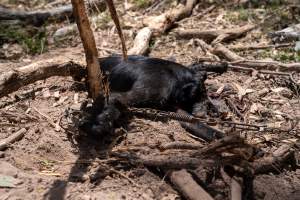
top-left (0, 0), bottom-right (106, 26)
top-left (193, 134), bottom-right (246, 157)
top-left (0, 57), bottom-right (85, 98)
top-left (159, 141), bottom-right (203, 150)
top-left (229, 42), bottom-right (293, 51)
top-left (31, 106), bottom-right (61, 131)
top-left (0, 128), bottom-right (27, 150)
top-left (170, 169), bottom-right (214, 200)
top-left (113, 152), bottom-right (214, 169)
top-left (128, 27), bottom-right (152, 55)
top-left (253, 144), bottom-right (297, 174)
top-left (213, 43), bottom-right (300, 73)
top-left (174, 24), bottom-right (255, 44)
top-left (143, 0), bottom-right (199, 34)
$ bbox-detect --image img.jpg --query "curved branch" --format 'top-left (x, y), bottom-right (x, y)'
top-left (0, 57), bottom-right (86, 98)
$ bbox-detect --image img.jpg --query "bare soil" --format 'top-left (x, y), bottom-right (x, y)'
top-left (0, 1), bottom-right (299, 199)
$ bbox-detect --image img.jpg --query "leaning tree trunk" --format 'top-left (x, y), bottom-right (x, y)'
top-left (71, 0), bottom-right (104, 100)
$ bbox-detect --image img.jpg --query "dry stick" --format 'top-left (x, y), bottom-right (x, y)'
top-left (105, 0), bottom-right (128, 60)
top-left (71, 0), bottom-right (103, 100)
top-left (229, 42), bottom-right (294, 51)
top-left (174, 24), bottom-right (255, 43)
top-left (213, 43), bottom-right (300, 73)
top-left (170, 169), bottom-right (214, 200)
top-left (31, 106), bottom-right (61, 131)
top-left (159, 141), bottom-right (203, 150)
top-left (0, 128), bottom-right (26, 150)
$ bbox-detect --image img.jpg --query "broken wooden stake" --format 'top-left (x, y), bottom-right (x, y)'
top-left (71, 0), bottom-right (104, 100)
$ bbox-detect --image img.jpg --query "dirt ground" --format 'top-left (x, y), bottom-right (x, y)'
top-left (0, 0), bottom-right (300, 200)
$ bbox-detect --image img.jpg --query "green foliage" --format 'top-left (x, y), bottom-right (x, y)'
top-left (133, 0), bottom-right (151, 9)
top-left (0, 24), bottom-right (47, 54)
top-left (225, 8), bottom-right (255, 23)
top-left (95, 12), bottom-right (112, 29)
top-left (261, 49), bottom-right (300, 62)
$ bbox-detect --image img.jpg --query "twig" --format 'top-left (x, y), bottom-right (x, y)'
top-left (31, 106), bottom-right (61, 131)
top-left (229, 42), bottom-right (293, 51)
top-left (159, 141), bottom-right (203, 150)
top-left (0, 128), bottom-right (27, 150)
top-left (225, 98), bottom-right (245, 121)
top-left (109, 169), bottom-right (140, 188)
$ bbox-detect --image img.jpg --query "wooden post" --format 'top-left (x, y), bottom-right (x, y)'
top-left (71, 0), bottom-right (103, 100)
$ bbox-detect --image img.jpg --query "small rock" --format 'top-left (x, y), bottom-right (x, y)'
top-left (53, 91), bottom-right (60, 100)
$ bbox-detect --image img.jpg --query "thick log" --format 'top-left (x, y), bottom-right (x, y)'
top-left (0, 57), bottom-right (85, 98)
top-left (0, 0), bottom-right (106, 26)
